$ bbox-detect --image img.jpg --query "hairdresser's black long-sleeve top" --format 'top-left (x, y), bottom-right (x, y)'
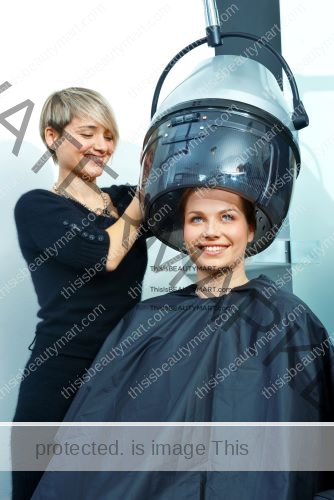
top-left (14, 184), bottom-right (151, 360)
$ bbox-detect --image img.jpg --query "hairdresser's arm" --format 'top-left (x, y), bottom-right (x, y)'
top-left (105, 189), bottom-right (143, 272)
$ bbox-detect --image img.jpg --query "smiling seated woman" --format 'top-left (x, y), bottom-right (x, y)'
top-left (32, 188), bottom-right (334, 500)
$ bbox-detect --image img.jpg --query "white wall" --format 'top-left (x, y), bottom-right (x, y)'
top-left (280, 1), bottom-right (334, 333)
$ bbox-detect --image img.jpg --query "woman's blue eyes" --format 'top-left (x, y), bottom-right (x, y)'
top-left (191, 214), bottom-right (233, 223)
top-left (222, 214), bottom-right (233, 221)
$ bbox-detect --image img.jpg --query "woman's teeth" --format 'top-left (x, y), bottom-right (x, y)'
top-left (200, 246), bottom-right (229, 254)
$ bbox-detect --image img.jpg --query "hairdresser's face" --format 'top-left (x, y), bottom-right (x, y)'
top-left (45, 116), bottom-right (114, 181)
top-left (183, 189), bottom-right (254, 272)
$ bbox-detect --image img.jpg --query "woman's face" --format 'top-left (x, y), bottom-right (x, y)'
top-left (45, 116), bottom-right (114, 181)
top-left (183, 189), bottom-right (255, 271)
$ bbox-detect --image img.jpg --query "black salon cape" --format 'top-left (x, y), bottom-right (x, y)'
top-left (32, 274), bottom-right (334, 500)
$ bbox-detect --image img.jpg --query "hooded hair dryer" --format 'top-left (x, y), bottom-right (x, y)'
top-left (139, 0), bottom-right (309, 257)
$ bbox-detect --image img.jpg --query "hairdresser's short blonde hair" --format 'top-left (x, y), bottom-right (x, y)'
top-left (39, 87), bottom-right (119, 164)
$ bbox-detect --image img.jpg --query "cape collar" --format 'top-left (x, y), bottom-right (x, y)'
top-left (177, 274), bottom-right (274, 298)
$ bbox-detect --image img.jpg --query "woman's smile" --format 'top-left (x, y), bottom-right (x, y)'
top-left (197, 244), bottom-right (230, 256)
top-left (84, 154), bottom-right (107, 167)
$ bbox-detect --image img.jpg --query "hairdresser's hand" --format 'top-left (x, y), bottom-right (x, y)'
top-left (104, 181), bottom-right (144, 272)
